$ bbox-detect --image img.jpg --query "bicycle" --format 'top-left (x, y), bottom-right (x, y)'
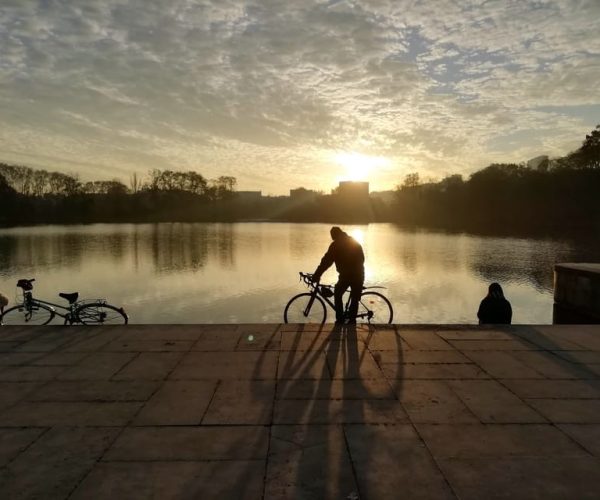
top-left (283, 272), bottom-right (393, 324)
top-left (0, 278), bottom-right (128, 326)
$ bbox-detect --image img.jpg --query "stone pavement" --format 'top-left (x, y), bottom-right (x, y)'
top-left (2, 324), bottom-right (600, 499)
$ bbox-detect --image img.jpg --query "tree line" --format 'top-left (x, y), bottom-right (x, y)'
top-left (1, 124), bottom-right (598, 234)
top-left (392, 124), bottom-right (600, 234)
top-left (0, 165), bottom-right (238, 225)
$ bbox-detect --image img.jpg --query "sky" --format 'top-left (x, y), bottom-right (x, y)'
top-left (1, 0), bottom-right (599, 195)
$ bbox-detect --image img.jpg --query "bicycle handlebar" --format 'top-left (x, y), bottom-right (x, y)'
top-left (298, 272), bottom-right (315, 286)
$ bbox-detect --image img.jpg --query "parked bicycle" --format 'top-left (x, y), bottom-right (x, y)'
top-left (0, 278), bottom-right (128, 325)
top-left (284, 272), bottom-right (393, 324)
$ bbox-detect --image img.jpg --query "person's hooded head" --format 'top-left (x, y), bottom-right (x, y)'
top-left (330, 226), bottom-right (344, 241)
top-left (488, 282), bottom-right (505, 299)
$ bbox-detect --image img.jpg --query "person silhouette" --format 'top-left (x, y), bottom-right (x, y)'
top-left (477, 282), bottom-right (512, 324)
top-left (0, 291), bottom-right (8, 316)
top-left (312, 227), bottom-right (364, 324)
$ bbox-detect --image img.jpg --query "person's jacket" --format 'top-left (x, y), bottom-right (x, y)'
top-left (477, 296), bottom-right (512, 324)
top-left (314, 232), bottom-right (364, 280)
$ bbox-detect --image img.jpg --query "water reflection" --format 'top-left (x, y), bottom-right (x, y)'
top-left (0, 223), bottom-right (597, 324)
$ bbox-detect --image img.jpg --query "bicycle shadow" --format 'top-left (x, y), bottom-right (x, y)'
top-left (268, 322), bottom-right (406, 499)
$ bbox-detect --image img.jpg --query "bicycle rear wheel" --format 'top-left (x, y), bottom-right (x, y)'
top-left (284, 293), bottom-right (327, 324)
top-left (357, 292), bottom-right (393, 324)
top-left (0, 304), bottom-right (55, 325)
top-left (75, 303), bottom-right (128, 325)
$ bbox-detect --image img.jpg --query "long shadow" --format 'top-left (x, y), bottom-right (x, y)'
top-left (271, 322), bottom-right (406, 499)
top-left (503, 324), bottom-right (600, 383)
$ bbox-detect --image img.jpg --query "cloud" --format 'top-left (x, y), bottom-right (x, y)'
top-left (0, 0), bottom-right (598, 193)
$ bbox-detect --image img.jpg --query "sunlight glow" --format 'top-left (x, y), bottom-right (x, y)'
top-left (349, 228), bottom-right (365, 245)
top-left (335, 152), bottom-right (389, 182)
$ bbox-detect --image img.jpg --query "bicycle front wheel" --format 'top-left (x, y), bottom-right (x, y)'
top-left (0, 304), bottom-right (55, 325)
top-left (284, 293), bottom-right (327, 324)
top-left (75, 303), bottom-right (128, 325)
top-left (357, 292), bottom-right (393, 324)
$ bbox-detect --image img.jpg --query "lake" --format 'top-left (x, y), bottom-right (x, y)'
top-left (0, 223), bottom-right (597, 324)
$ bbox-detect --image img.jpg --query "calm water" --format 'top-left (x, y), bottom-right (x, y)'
top-left (0, 223), bottom-right (597, 324)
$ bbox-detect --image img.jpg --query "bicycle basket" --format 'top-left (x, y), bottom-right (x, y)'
top-left (320, 286), bottom-right (334, 298)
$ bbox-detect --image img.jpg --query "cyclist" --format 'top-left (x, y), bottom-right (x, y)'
top-left (312, 226), bottom-right (364, 324)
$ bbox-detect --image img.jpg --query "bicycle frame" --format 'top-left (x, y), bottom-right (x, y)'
top-left (22, 292), bottom-right (80, 324)
top-left (302, 274), bottom-right (384, 321)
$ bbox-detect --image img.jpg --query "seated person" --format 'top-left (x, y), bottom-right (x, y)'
top-left (477, 282), bottom-right (512, 324)
top-left (0, 291), bottom-right (7, 315)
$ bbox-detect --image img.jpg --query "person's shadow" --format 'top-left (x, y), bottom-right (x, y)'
top-left (269, 322), bottom-right (405, 498)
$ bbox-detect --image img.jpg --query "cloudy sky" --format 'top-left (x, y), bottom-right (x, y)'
top-left (1, 0), bottom-right (599, 194)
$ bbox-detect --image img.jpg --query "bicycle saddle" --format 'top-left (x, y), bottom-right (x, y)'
top-left (59, 292), bottom-right (79, 304)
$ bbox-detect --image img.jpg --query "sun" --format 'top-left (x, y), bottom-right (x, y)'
top-left (335, 152), bottom-right (388, 182)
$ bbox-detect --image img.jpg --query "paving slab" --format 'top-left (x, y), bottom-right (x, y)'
top-left (28, 380), bottom-right (159, 402)
top-left (112, 352), bottom-right (184, 380)
top-left (448, 380), bottom-right (546, 423)
top-left (266, 425), bottom-right (358, 500)
top-left (416, 423), bottom-right (586, 459)
top-left (437, 457), bottom-right (600, 500)
top-left (0, 427), bottom-right (119, 500)
top-left (202, 380), bottom-right (275, 425)
top-left (0, 428), bottom-right (45, 467)
top-left (500, 379), bottom-right (600, 399)
top-left (0, 382), bottom-right (42, 411)
top-left (171, 351), bottom-right (278, 380)
top-left (57, 352), bottom-right (136, 380)
top-left (134, 380), bottom-right (215, 425)
top-left (71, 461), bottom-right (265, 500)
top-left (345, 424), bottom-right (454, 499)
top-left (398, 380), bottom-right (479, 424)
top-left (0, 323), bottom-right (599, 499)
top-left (276, 378), bottom-right (395, 399)
top-left (558, 424), bottom-right (600, 456)
top-left (105, 426), bottom-right (268, 461)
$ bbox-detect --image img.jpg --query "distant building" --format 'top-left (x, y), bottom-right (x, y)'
top-left (235, 191), bottom-right (262, 202)
top-left (290, 187), bottom-right (318, 201)
top-left (337, 181), bottom-right (369, 199)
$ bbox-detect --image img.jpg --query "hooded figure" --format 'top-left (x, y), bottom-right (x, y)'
top-left (477, 282), bottom-right (512, 324)
top-left (0, 291), bottom-right (8, 315)
top-left (313, 227), bottom-right (365, 323)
